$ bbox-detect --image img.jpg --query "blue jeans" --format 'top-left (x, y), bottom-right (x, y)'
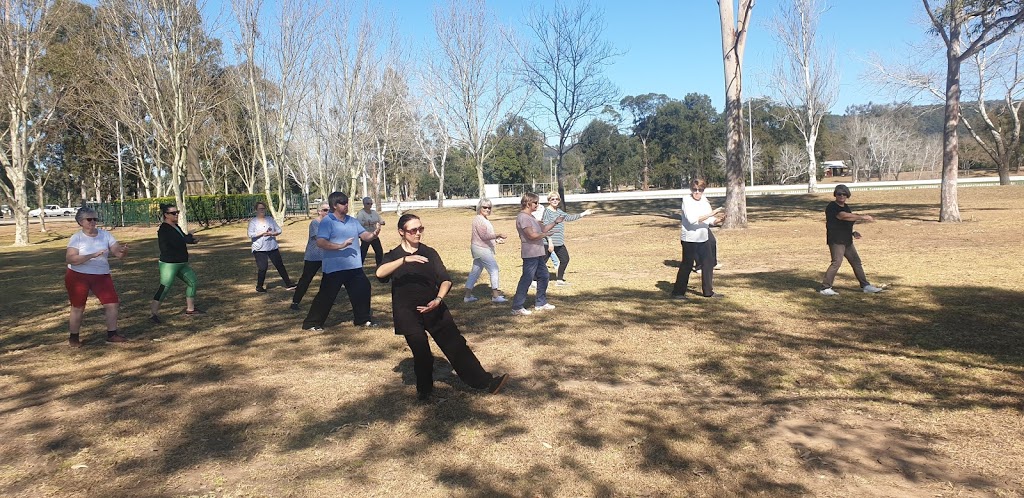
top-left (513, 256), bottom-right (549, 310)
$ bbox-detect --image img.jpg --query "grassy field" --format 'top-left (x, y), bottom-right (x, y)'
top-left (1, 187), bottom-right (1022, 497)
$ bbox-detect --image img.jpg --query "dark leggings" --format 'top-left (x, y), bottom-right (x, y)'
top-left (402, 307), bottom-right (492, 396)
top-left (291, 260), bottom-right (322, 304)
top-left (552, 245), bottom-right (570, 280)
top-left (672, 241), bottom-right (714, 297)
top-left (360, 237), bottom-right (384, 266)
top-left (253, 249), bottom-right (292, 289)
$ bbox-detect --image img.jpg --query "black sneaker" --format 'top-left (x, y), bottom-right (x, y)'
top-left (256, 287), bottom-right (267, 293)
top-left (416, 391), bottom-right (431, 402)
top-left (488, 373), bottom-right (510, 395)
top-left (289, 303), bottom-right (300, 311)
top-left (671, 293), bottom-right (689, 300)
top-left (150, 314), bottom-right (162, 324)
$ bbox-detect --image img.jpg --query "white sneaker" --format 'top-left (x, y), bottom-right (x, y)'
top-left (463, 295), bottom-right (479, 303)
top-left (534, 303), bottom-right (556, 311)
top-left (862, 284), bottom-right (884, 294)
top-left (530, 281), bottom-right (537, 289)
top-left (491, 295), bottom-right (507, 303)
top-left (555, 280), bottom-right (571, 286)
top-left (819, 288), bottom-right (839, 296)
top-left (714, 263), bottom-right (722, 270)
top-left (511, 308), bottom-right (532, 316)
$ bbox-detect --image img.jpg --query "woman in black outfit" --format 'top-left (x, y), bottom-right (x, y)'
top-left (375, 213), bottom-right (509, 401)
top-left (150, 203), bottom-right (203, 323)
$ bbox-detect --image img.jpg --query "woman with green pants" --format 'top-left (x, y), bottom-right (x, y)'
top-left (150, 204), bottom-right (202, 323)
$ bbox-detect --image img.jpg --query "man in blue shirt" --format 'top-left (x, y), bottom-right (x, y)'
top-left (302, 191), bottom-right (383, 331)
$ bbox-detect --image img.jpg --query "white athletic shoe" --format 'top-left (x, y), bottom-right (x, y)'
top-left (555, 280), bottom-right (571, 287)
top-left (511, 308), bottom-right (533, 316)
top-left (529, 281), bottom-right (537, 289)
top-left (862, 284), bottom-right (884, 294)
top-left (491, 295), bottom-right (507, 303)
top-left (463, 295), bottom-right (479, 303)
top-left (534, 303), bottom-right (556, 311)
top-left (819, 288), bottom-right (839, 296)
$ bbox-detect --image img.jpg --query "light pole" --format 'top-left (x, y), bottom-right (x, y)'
top-left (115, 122), bottom-right (126, 227)
top-left (747, 99), bottom-right (755, 187)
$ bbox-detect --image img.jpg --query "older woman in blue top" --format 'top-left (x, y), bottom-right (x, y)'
top-left (540, 191), bottom-right (592, 286)
top-left (290, 202), bottom-right (329, 310)
top-left (248, 201), bottom-right (295, 293)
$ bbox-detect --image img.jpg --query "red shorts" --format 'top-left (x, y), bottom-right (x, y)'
top-left (65, 269), bottom-right (120, 308)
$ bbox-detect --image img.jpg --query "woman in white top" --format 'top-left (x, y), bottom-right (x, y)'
top-left (464, 198), bottom-right (507, 303)
top-left (247, 201), bottom-right (295, 292)
top-left (64, 207), bottom-right (129, 347)
top-left (671, 179), bottom-right (724, 299)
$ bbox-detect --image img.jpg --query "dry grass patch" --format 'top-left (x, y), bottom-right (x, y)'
top-left (1, 187), bottom-right (1022, 497)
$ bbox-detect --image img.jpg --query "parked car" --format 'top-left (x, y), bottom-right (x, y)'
top-left (28, 205), bottom-right (78, 217)
top-left (0, 205), bottom-right (10, 218)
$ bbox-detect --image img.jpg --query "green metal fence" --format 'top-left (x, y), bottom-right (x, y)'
top-left (92, 194), bottom-right (311, 227)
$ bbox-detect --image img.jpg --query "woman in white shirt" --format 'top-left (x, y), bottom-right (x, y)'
top-left (671, 179), bottom-right (724, 299)
top-left (64, 207), bottom-right (129, 347)
top-left (247, 201), bottom-right (295, 293)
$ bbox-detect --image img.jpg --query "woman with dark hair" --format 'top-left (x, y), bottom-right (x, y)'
top-left (150, 203), bottom-right (202, 323)
top-left (64, 207), bottom-right (129, 347)
top-left (819, 184), bottom-right (884, 296)
top-left (672, 179), bottom-right (724, 300)
top-left (541, 191), bottom-right (592, 286)
top-left (463, 197), bottom-right (507, 303)
top-left (511, 192), bottom-right (563, 316)
top-left (248, 200), bottom-right (295, 293)
top-left (376, 213), bottom-right (509, 402)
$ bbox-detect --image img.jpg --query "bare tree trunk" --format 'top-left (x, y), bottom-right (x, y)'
top-left (940, 50), bottom-right (962, 222)
top-left (719, 0), bottom-right (752, 229)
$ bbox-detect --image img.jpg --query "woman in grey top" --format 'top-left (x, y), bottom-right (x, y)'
top-left (511, 192), bottom-right (563, 315)
top-left (540, 191), bottom-right (592, 286)
top-left (291, 202), bottom-right (330, 310)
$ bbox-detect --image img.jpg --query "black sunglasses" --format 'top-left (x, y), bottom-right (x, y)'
top-left (84, 217), bottom-right (99, 222)
top-left (403, 226), bottom-right (426, 234)
top-left (320, 208), bottom-right (330, 212)
top-left (165, 211), bottom-right (179, 215)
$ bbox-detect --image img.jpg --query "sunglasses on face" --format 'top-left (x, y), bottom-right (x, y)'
top-left (84, 217), bottom-right (99, 222)
top-left (693, 189), bottom-right (705, 193)
top-left (481, 206), bottom-right (492, 210)
top-left (337, 201), bottom-right (348, 206)
top-left (403, 226), bottom-right (426, 234)
top-left (166, 211), bottom-right (179, 215)
top-left (320, 208), bottom-right (330, 212)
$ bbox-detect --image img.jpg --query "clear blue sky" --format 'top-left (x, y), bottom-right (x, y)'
top-left (371, 0), bottom-right (931, 115)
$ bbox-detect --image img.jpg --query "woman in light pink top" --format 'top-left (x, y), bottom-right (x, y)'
top-left (464, 198), bottom-right (508, 303)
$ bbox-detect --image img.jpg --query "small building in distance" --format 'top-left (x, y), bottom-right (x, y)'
top-left (823, 160), bottom-right (848, 178)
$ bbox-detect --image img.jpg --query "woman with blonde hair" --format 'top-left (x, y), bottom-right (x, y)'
top-left (541, 191), bottom-right (592, 286)
top-left (464, 198), bottom-right (507, 303)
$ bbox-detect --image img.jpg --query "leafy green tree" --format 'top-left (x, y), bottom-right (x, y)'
top-left (645, 93), bottom-right (723, 186)
top-left (620, 93), bottom-right (669, 189)
top-left (578, 119), bottom-right (636, 192)
top-left (484, 116), bottom-right (545, 185)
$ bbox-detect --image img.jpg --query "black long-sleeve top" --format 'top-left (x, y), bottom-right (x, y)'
top-left (157, 222), bottom-right (197, 263)
top-left (378, 243), bottom-right (452, 335)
